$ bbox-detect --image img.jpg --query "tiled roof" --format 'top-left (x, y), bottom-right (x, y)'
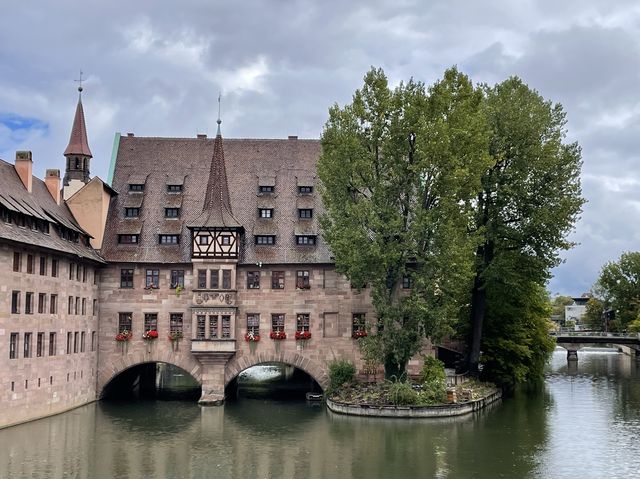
top-left (0, 160), bottom-right (104, 263)
top-left (101, 136), bottom-right (331, 264)
top-left (63, 97), bottom-right (93, 158)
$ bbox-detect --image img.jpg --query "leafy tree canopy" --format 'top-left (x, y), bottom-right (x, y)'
top-left (593, 251), bottom-right (640, 329)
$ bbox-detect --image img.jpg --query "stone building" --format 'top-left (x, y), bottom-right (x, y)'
top-left (0, 92), bottom-right (430, 427)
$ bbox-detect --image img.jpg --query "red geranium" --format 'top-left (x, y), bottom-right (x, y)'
top-left (270, 330), bottom-right (287, 340)
top-left (295, 330), bottom-right (312, 340)
top-left (352, 330), bottom-right (367, 339)
top-left (115, 330), bottom-right (132, 342)
top-left (245, 332), bottom-right (260, 342)
top-left (143, 329), bottom-right (159, 340)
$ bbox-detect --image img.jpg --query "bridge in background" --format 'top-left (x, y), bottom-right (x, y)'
top-left (551, 331), bottom-right (640, 360)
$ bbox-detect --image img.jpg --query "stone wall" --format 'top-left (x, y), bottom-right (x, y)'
top-left (0, 243), bottom-right (100, 428)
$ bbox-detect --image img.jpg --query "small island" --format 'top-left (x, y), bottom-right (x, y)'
top-left (325, 357), bottom-right (501, 418)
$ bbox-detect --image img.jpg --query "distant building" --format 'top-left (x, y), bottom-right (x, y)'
top-left (565, 294), bottom-right (591, 330)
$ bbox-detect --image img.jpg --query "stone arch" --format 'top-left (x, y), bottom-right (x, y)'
top-left (224, 351), bottom-right (330, 391)
top-left (97, 349), bottom-right (202, 398)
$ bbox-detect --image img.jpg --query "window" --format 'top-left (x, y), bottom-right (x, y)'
top-left (129, 184), bottom-right (144, 192)
top-left (82, 266), bottom-right (87, 282)
top-left (93, 299), bottom-right (97, 315)
top-left (37, 332), bottom-right (44, 357)
top-left (298, 209), bottom-right (313, 219)
top-left (352, 313), bottom-right (366, 336)
top-left (69, 262), bottom-right (75, 280)
top-left (170, 313), bottom-right (183, 335)
top-left (296, 313), bottom-right (310, 332)
top-left (9, 333), bottom-right (18, 359)
top-left (271, 271), bottom-right (285, 289)
top-left (198, 235), bottom-right (210, 245)
top-left (38, 293), bottom-right (46, 314)
top-left (76, 264), bottom-right (81, 281)
top-left (124, 207), bottom-right (139, 218)
top-left (81, 298), bottom-right (86, 315)
top-left (296, 235), bottom-right (316, 246)
top-left (402, 275), bottom-right (412, 289)
top-left (39, 256), bottom-right (47, 275)
top-left (258, 185), bottom-right (274, 194)
top-left (247, 314), bottom-right (260, 336)
top-left (120, 268), bottom-right (134, 288)
top-left (144, 313), bottom-right (158, 332)
top-left (118, 234), bottom-right (139, 244)
top-left (118, 313), bottom-right (132, 334)
top-left (197, 270), bottom-right (207, 289)
top-left (74, 332), bottom-right (79, 353)
top-left (247, 271), bottom-right (260, 289)
top-left (75, 297), bottom-right (80, 315)
top-left (210, 270), bottom-right (219, 289)
top-left (52, 259), bottom-right (59, 277)
top-left (50, 294), bottom-right (58, 314)
top-left (25, 292), bottom-right (33, 314)
top-left (13, 252), bottom-right (21, 272)
top-left (11, 291), bottom-right (20, 314)
top-left (196, 315), bottom-right (207, 339)
top-left (26, 254), bottom-right (34, 274)
top-left (68, 296), bottom-right (73, 314)
top-left (296, 270), bottom-right (310, 289)
top-left (221, 315), bottom-right (231, 338)
top-left (222, 270), bottom-right (231, 289)
top-left (271, 313), bottom-right (285, 332)
top-left (159, 234), bottom-right (180, 244)
top-left (81, 331), bottom-right (86, 353)
top-left (211, 315), bottom-right (221, 339)
top-left (94, 268), bottom-right (98, 285)
top-left (167, 184), bottom-right (183, 193)
top-left (165, 208), bottom-right (180, 218)
top-left (24, 333), bottom-right (32, 358)
top-left (170, 270), bottom-right (185, 289)
top-left (91, 331), bottom-right (96, 351)
top-left (49, 332), bottom-right (56, 356)
top-left (259, 208), bottom-right (273, 218)
top-left (221, 235), bottom-right (231, 245)
top-left (66, 332), bottom-right (72, 354)
top-left (298, 185), bottom-right (313, 195)
top-left (255, 235), bottom-right (275, 245)
top-left (145, 269), bottom-right (159, 288)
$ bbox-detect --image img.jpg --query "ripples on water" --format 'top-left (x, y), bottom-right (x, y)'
top-left (1, 351), bottom-right (640, 478)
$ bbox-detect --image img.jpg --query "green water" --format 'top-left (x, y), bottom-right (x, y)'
top-left (2, 350), bottom-right (640, 478)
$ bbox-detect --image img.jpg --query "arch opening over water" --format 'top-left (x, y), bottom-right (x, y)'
top-left (101, 362), bottom-right (201, 401)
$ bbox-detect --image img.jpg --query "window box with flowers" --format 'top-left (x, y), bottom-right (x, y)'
top-left (295, 330), bottom-right (312, 340)
top-left (115, 330), bottom-right (132, 342)
top-left (352, 330), bottom-right (367, 339)
top-left (269, 330), bottom-right (287, 340)
top-left (244, 331), bottom-right (260, 342)
top-left (168, 331), bottom-right (183, 341)
top-left (143, 330), bottom-right (159, 340)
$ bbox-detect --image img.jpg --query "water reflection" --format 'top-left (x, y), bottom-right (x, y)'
top-left (2, 350), bottom-right (640, 478)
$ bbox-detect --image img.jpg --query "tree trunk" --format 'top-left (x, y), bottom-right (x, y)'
top-left (467, 270), bottom-right (486, 375)
top-left (384, 354), bottom-right (407, 381)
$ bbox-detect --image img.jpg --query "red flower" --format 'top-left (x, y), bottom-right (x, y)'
top-left (245, 332), bottom-right (260, 342)
top-left (352, 330), bottom-right (367, 339)
top-left (143, 329), bottom-right (158, 340)
top-left (270, 330), bottom-right (287, 340)
top-left (295, 330), bottom-right (312, 340)
top-left (115, 330), bottom-right (132, 342)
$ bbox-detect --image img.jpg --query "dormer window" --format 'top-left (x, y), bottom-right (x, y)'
top-left (259, 208), bottom-right (273, 218)
top-left (129, 184), bottom-right (144, 192)
top-left (118, 234), bottom-right (139, 244)
top-left (296, 235), bottom-right (316, 246)
top-left (198, 236), bottom-right (210, 245)
top-left (298, 209), bottom-right (313, 219)
top-left (255, 235), bottom-right (275, 245)
top-left (298, 186), bottom-right (313, 195)
top-left (167, 184), bottom-right (183, 193)
top-left (159, 234), bottom-right (180, 244)
top-left (259, 185), bottom-right (274, 194)
top-left (165, 208), bottom-right (180, 218)
top-left (125, 208), bottom-right (139, 218)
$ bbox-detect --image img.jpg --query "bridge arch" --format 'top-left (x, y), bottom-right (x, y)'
top-left (224, 351), bottom-right (330, 392)
top-left (97, 350), bottom-right (202, 398)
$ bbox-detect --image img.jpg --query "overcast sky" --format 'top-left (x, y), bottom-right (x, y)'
top-left (1, 1), bottom-right (638, 296)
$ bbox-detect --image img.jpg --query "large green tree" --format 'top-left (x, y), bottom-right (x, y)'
top-left (593, 251), bottom-right (640, 330)
top-left (467, 78), bottom-right (584, 376)
top-left (318, 67), bottom-right (490, 378)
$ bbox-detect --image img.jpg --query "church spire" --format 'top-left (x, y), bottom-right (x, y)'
top-left (63, 72), bottom-right (92, 188)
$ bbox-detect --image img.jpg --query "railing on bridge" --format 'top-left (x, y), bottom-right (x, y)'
top-left (550, 330), bottom-right (639, 339)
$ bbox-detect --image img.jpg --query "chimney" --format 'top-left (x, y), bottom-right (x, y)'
top-left (197, 134), bottom-right (207, 139)
top-left (288, 135), bottom-right (298, 140)
top-left (126, 132), bottom-right (135, 137)
top-left (45, 169), bottom-right (61, 204)
top-left (15, 151), bottom-right (33, 193)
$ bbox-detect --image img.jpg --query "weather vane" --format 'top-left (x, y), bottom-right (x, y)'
top-left (75, 70), bottom-right (84, 93)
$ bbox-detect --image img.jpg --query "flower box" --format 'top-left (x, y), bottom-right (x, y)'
top-left (270, 330), bottom-right (287, 340)
top-left (143, 329), bottom-right (159, 340)
top-left (115, 330), bottom-right (132, 342)
top-left (245, 332), bottom-right (260, 342)
top-left (168, 331), bottom-right (183, 341)
top-left (295, 330), bottom-right (312, 340)
top-left (352, 330), bottom-right (367, 339)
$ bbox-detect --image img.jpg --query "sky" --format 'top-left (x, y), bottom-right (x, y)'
top-left (1, 0), bottom-right (639, 296)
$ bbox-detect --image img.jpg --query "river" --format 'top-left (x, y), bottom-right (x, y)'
top-left (1, 349), bottom-right (640, 478)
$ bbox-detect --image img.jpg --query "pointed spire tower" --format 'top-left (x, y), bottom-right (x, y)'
top-left (189, 95), bottom-right (242, 259)
top-left (63, 72), bottom-right (92, 188)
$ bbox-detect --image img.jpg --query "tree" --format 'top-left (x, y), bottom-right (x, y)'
top-left (467, 77), bottom-right (584, 375)
top-left (583, 297), bottom-right (604, 331)
top-left (318, 67), bottom-right (490, 379)
top-left (594, 251), bottom-right (640, 330)
top-left (551, 295), bottom-right (574, 322)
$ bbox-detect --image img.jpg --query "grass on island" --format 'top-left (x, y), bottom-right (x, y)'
top-left (328, 357), bottom-right (495, 407)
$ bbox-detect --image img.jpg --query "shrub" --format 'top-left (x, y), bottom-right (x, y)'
top-left (388, 381), bottom-right (418, 405)
top-left (420, 356), bottom-right (446, 384)
top-left (418, 378), bottom-right (447, 405)
top-left (328, 359), bottom-right (356, 392)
